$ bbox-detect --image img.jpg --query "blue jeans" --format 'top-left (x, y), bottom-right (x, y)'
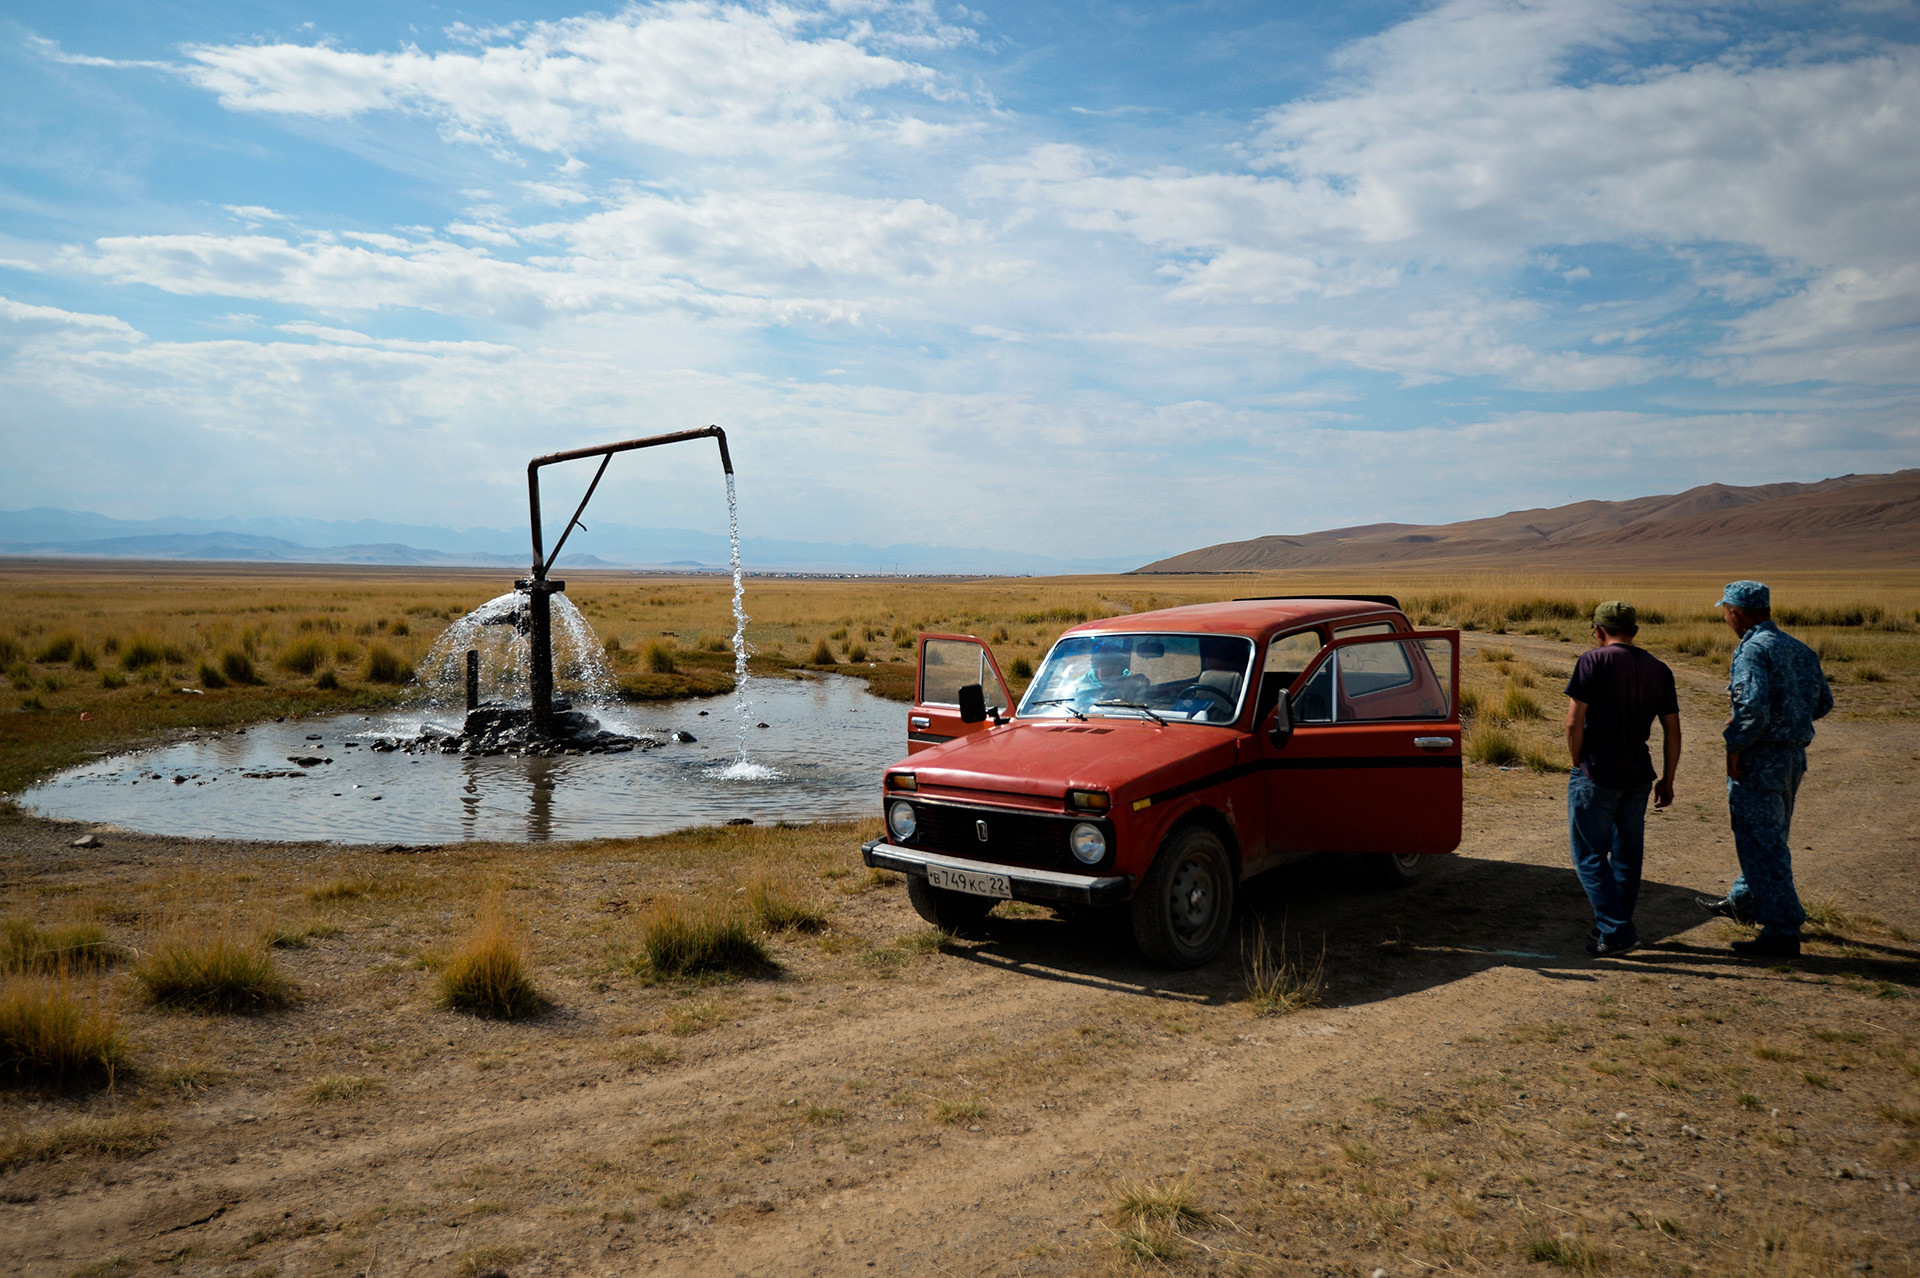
top-left (1568, 771), bottom-right (1651, 947)
top-left (1727, 748), bottom-right (1808, 938)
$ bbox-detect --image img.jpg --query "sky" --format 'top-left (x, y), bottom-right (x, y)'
top-left (1, 0), bottom-right (1916, 567)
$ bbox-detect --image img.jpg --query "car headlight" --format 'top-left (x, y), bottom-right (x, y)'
top-left (1069, 822), bottom-right (1107, 865)
top-left (887, 800), bottom-right (917, 841)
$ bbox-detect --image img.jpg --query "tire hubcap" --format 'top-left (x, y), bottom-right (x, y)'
top-left (1168, 857), bottom-right (1216, 940)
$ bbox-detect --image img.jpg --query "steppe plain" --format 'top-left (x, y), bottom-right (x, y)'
top-left (3, 561), bottom-right (1919, 1277)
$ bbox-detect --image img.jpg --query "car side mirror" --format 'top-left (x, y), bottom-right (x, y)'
top-left (959, 683), bottom-right (987, 724)
top-left (1267, 695), bottom-right (1294, 747)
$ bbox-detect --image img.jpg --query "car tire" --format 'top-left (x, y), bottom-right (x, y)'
top-left (905, 875), bottom-right (996, 934)
top-left (1130, 824), bottom-right (1236, 968)
top-left (1366, 851), bottom-right (1431, 887)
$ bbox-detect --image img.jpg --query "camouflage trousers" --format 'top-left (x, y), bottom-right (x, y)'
top-left (1725, 747), bottom-right (1808, 938)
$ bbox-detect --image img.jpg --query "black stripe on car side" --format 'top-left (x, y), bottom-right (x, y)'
top-left (1144, 753), bottom-right (1461, 808)
top-left (909, 731), bottom-right (957, 745)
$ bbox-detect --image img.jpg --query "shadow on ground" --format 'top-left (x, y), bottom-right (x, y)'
top-left (941, 852), bottom-right (1920, 1012)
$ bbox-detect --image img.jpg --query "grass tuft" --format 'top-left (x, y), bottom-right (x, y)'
top-left (437, 909), bottom-right (542, 1020)
top-left (929, 1097), bottom-right (986, 1125)
top-left (2, 920), bottom-right (117, 974)
top-left (638, 900), bottom-right (775, 977)
top-left (1108, 1174), bottom-right (1211, 1260)
top-left (809, 636), bottom-right (837, 665)
top-left (1465, 721), bottom-right (1523, 766)
top-left (133, 930), bottom-right (294, 1013)
top-left (745, 873), bottom-right (829, 933)
top-left (0, 974), bottom-right (127, 1085)
top-left (1241, 919), bottom-right (1325, 1016)
top-left (643, 639), bottom-right (676, 673)
top-left (276, 637), bottom-right (329, 676)
top-left (0, 1114), bottom-right (167, 1170)
top-left (219, 649), bottom-right (260, 685)
top-left (305, 1074), bottom-right (381, 1103)
top-left (1527, 1234), bottom-right (1607, 1272)
top-left (364, 643), bottom-right (413, 684)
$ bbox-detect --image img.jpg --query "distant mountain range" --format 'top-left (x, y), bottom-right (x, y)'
top-left (1136, 470), bottom-right (1920, 572)
top-left (0, 509), bottom-right (1136, 576)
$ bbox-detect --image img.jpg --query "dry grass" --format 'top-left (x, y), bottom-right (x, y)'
top-left (745, 872), bottom-right (829, 933)
top-left (0, 1113), bottom-right (168, 1170)
top-left (133, 929), bottom-right (294, 1013)
top-left (1108, 1174), bottom-right (1213, 1261)
top-left (5, 561), bottom-right (1917, 795)
top-left (305, 1074), bottom-right (382, 1103)
top-left (1, 920), bottom-right (116, 973)
top-left (0, 973), bottom-right (126, 1085)
top-left (929, 1097), bottom-right (986, 1125)
top-left (636, 899), bottom-right (774, 977)
top-left (436, 907), bottom-right (543, 1020)
top-left (1241, 919), bottom-right (1325, 1016)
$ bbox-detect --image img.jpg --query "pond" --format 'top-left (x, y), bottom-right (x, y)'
top-left (23, 674), bottom-right (907, 844)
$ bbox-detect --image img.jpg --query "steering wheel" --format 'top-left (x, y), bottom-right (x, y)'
top-left (1173, 683), bottom-right (1236, 718)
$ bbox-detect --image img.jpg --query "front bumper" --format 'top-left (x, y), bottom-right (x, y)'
top-left (861, 839), bottom-right (1133, 907)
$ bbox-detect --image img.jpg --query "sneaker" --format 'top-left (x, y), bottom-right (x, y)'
top-left (1731, 934), bottom-right (1801, 960)
top-left (1697, 895), bottom-right (1757, 925)
top-left (1586, 936), bottom-right (1638, 958)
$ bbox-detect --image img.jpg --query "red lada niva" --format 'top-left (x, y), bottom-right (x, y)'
top-left (860, 597), bottom-right (1463, 967)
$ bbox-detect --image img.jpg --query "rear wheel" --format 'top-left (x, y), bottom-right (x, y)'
top-left (906, 875), bottom-right (996, 934)
top-left (1366, 851), bottom-right (1432, 887)
top-left (1130, 825), bottom-right (1236, 967)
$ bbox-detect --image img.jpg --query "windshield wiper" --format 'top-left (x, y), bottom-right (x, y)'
top-left (1028, 698), bottom-right (1088, 721)
top-left (1095, 700), bottom-right (1166, 726)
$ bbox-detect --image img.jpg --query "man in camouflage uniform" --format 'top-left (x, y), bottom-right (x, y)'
top-left (1698, 581), bottom-right (1834, 959)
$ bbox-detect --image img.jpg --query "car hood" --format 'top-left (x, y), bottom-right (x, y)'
top-left (902, 718), bottom-right (1237, 802)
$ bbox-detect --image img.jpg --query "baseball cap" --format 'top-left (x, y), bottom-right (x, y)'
top-left (1715, 580), bottom-right (1770, 610)
top-left (1592, 601), bottom-right (1637, 631)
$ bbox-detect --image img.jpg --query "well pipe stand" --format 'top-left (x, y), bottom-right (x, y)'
top-left (518, 426), bottom-right (733, 739)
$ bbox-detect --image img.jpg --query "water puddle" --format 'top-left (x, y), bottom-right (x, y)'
top-left (24, 675), bottom-right (905, 844)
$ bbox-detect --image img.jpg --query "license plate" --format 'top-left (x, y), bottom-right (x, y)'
top-left (927, 865), bottom-right (1011, 899)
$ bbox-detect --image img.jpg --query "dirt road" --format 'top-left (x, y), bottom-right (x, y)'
top-left (5, 635), bottom-right (1918, 1276)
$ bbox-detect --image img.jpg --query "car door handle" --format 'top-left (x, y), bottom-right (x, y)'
top-left (1413, 736), bottom-right (1453, 750)
top-left (910, 715), bottom-right (931, 730)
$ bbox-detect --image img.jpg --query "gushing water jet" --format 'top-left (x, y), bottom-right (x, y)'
top-left (459, 426), bottom-right (738, 745)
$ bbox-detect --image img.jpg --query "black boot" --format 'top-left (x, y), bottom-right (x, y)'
top-left (1730, 934), bottom-right (1801, 960)
top-left (1697, 895), bottom-right (1756, 925)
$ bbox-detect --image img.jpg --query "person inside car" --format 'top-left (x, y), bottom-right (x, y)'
top-left (1074, 639), bottom-right (1146, 708)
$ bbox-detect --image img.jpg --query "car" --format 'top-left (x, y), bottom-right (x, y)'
top-left (860, 596), bottom-right (1463, 967)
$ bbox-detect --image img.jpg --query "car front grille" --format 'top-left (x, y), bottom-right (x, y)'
top-left (899, 801), bottom-right (1107, 873)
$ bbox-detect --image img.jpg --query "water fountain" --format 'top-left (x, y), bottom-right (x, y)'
top-left (453, 426), bottom-right (737, 749)
top-left (22, 422), bottom-right (920, 843)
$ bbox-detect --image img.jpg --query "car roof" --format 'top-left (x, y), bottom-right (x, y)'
top-left (1064, 598), bottom-right (1406, 638)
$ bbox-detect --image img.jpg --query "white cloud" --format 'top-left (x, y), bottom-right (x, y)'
top-left (980, 0), bottom-right (1920, 386)
top-left (178, 2), bottom-right (960, 158)
top-left (0, 295), bottom-right (143, 340)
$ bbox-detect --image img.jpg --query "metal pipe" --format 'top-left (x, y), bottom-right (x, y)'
top-left (519, 425), bottom-right (732, 738)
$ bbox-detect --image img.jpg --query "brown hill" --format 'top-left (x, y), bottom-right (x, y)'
top-left (1136, 470), bottom-right (1920, 572)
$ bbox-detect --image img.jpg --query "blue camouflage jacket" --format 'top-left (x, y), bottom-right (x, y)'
top-left (1724, 620), bottom-right (1834, 753)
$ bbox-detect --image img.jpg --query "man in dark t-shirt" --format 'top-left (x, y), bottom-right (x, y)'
top-left (1563, 601), bottom-right (1682, 956)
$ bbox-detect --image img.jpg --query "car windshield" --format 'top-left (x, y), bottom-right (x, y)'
top-left (1017, 634), bottom-right (1255, 724)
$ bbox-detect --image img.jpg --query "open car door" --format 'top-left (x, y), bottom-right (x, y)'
top-left (1263, 630), bottom-right (1462, 857)
top-left (909, 634), bottom-right (1014, 755)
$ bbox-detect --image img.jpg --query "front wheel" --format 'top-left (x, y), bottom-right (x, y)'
top-left (906, 875), bottom-right (996, 934)
top-left (1130, 825), bottom-right (1236, 967)
top-left (1366, 851), bottom-right (1432, 887)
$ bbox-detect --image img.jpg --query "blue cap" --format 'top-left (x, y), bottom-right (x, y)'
top-left (1716, 580), bottom-right (1770, 610)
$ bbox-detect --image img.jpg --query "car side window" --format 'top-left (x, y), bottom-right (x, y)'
top-left (1337, 637), bottom-right (1449, 721)
top-left (1333, 620), bottom-right (1396, 639)
top-left (1294, 661), bottom-right (1334, 723)
top-left (1258, 629), bottom-right (1323, 725)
